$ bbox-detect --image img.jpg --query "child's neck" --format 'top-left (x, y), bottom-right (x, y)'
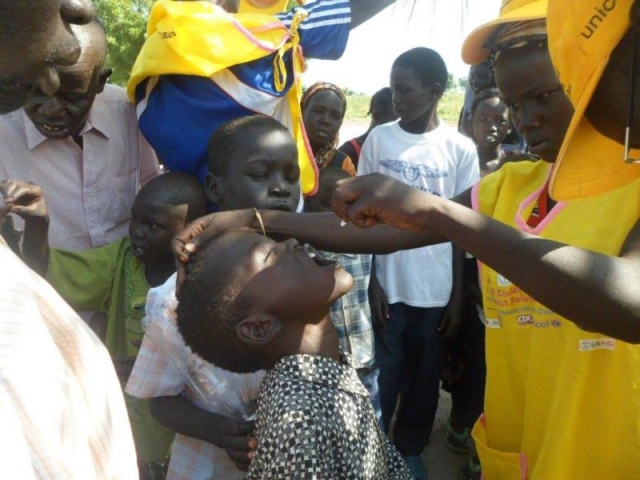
top-left (278, 314), bottom-right (341, 362)
top-left (399, 109), bottom-right (439, 135)
top-left (478, 145), bottom-right (502, 176)
top-left (144, 259), bottom-right (175, 287)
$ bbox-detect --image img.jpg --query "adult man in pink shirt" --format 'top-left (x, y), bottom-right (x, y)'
top-left (0, 18), bottom-right (159, 251)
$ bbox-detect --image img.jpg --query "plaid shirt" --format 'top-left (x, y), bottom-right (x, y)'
top-left (322, 251), bottom-right (375, 369)
top-left (0, 238), bottom-right (137, 479)
top-left (246, 352), bottom-right (412, 479)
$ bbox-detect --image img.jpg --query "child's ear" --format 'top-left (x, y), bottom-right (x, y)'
top-left (205, 172), bottom-right (222, 204)
top-left (236, 315), bottom-right (281, 345)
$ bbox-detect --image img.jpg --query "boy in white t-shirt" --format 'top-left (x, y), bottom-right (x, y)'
top-left (357, 47), bottom-right (479, 479)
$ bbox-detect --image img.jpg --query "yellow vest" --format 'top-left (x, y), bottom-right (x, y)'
top-left (473, 161), bottom-right (640, 479)
top-left (127, 0), bottom-right (318, 194)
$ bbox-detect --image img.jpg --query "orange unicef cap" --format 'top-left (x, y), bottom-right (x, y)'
top-left (461, 0), bottom-right (548, 65)
top-left (239, 0), bottom-right (303, 14)
top-left (547, 0), bottom-right (640, 200)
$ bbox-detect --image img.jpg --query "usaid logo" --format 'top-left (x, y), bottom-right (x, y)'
top-left (579, 339), bottom-right (616, 352)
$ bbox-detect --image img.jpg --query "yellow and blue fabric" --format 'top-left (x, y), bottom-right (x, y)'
top-left (129, 0), bottom-right (350, 195)
top-left (471, 160), bottom-right (640, 479)
top-left (239, 0), bottom-right (303, 15)
top-left (47, 238), bottom-right (175, 468)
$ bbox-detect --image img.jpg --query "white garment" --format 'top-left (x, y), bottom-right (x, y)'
top-left (0, 83), bottom-right (160, 250)
top-left (126, 274), bottom-right (265, 480)
top-left (0, 236), bottom-right (137, 479)
top-left (358, 121), bottom-right (479, 307)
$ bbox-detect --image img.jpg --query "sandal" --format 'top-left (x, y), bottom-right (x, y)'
top-left (445, 419), bottom-right (470, 453)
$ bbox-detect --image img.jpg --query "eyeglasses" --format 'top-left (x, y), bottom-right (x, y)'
top-left (624, 30), bottom-right (640, 163)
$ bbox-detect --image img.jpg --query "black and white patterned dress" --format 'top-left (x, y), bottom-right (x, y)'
top-left (246, 352), bottom-right (412, 479)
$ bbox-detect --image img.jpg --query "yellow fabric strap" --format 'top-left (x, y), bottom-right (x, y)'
top-left (272, 8), bottom-right (307, 92)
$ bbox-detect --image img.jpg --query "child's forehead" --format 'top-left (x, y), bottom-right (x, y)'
top-left (213, 231), bottom-right (271, 255)
top-left (477, 96), bottom-right (506, 111)
top-left (228, 129), bottom-right (297, 166)
top-left (206, 231), bottom-right (273, 274)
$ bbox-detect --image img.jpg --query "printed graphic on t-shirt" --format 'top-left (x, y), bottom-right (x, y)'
top-left (380, 159), bottom-right (448, 182)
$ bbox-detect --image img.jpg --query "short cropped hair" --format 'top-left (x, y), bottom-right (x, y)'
top-left (176, 236), bottom-right (260, 373)
top-left (138, 171), bottom-right (208, 222)
top-left (207, 115), bottom-right (291, 177)
top-left (471, 87), bottom-right (504, 118)
top-left (392, 47), bottom-right (448, 88)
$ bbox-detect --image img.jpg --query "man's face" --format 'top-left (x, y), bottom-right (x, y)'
top-left (24, 64), bottom-right (109, 139)
top-left (23, 20), bottom-right (108, 139)
top-left (495, 46), bottom-right (574, 162)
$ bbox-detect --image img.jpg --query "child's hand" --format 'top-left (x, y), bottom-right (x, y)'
top-left (172, 209), bottom-right (254, 293)
top-left (214, 416), bottom-right (257, 471)
top-left (0, 180), bottom-right (48, 220)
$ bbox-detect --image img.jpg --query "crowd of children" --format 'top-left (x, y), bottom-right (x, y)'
top-left (3, 0), bottom-right (640, 479)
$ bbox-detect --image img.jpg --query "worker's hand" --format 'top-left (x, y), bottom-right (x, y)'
top-left (332, 173), bottom-right (433, 231)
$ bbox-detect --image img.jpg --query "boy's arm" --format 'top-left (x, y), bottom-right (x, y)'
top-left (0, 180), bottom-right (50, 275)
top-left (148, 395), bottom-right (257, 471)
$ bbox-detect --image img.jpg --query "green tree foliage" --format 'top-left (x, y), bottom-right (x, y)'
top-left (94, 0), bottom-right (153, 87)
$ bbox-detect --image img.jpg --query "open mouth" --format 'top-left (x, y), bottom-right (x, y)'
top-left (40, 124), bottom-right (67, 133)
top-left (302, 244), bottom-right (336, 267)
top-left (131, 244), bottom-right (146, 257)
